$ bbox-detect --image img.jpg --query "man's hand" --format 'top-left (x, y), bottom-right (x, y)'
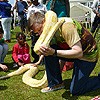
top-left (39, 45), bottom-right (55, 56)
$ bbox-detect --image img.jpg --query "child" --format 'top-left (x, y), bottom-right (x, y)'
top-left (0, 25), bottom-right (8, 64)
top-left (12, 32), bottom-right (31, 67)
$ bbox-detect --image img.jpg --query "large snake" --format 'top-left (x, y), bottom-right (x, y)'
top-left (0, 11), bottom-right (66, 88)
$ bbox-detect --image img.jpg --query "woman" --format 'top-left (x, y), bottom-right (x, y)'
top-left (0, 0), bottom-right (12, 43)
top-left (43, 0), bottom-right (70, 17)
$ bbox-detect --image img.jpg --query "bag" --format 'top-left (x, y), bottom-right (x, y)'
top-left (80, 26), bottom-right (97, 54)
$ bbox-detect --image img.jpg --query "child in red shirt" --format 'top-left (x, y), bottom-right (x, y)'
top-left (12, 32), bottom-right (30, 67)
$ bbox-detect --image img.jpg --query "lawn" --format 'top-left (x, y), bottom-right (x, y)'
top-left (0, 27), bottom-right (100, 100)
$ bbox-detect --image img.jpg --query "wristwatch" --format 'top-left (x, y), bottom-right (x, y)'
top-left (53, 49), bottom-right (57, 56)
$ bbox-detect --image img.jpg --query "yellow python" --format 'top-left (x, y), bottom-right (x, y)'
top-left (0, 11), bottom-right (65, 88)
top-left (34, 10), bottom-right (65, 55)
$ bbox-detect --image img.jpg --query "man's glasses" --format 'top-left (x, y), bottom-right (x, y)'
top-left (27, 1), bottom-right (31, 4)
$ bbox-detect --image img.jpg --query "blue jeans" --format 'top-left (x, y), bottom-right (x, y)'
top-left (70, 60), bottom-right (100, 95)
top-left (1, 17), bottom-right (12, 40)
top-left (0, 43), bottom-right (8, 63)
top-left (44, 45), bottom-right (100, 95)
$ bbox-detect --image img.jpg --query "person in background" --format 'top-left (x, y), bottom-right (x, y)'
top-left (0, 24), bottom-right (8, 64)
top-left (29, 12), bottom-right (100, 95)
top-left (27, 0), bottom-right (32, 8)
top-left (11, 8), bottom-right (14, 31)
top-left (43, 0), bottom-right (70, 17)
top-left (0, 24), bottom-right (8, 71)
top-left (27, 0), bottom-right (47, 20)
top-left (91, 0), bottom-right (100, 34)
top-left (12, 32), bottom-right (30, 68)
top-left (27, 0), bottom-right (47, 63)
top-left (13, 0), bottom-right (28, 33)
top-left (0, 0), bottom-right (12, 43)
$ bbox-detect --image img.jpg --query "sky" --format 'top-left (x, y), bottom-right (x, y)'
top-left (9, 0), bottom-right (27, 6)
top-left (9, 0), bottom-right (15, 6)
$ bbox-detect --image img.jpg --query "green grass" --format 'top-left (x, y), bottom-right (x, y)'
top-left (0, 27), bottom-right (100, 100)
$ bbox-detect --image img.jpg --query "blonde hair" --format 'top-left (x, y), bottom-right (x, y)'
top-left (28, 12), bottom-right (45, 28)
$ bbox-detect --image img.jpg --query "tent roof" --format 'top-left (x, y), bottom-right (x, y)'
top-left (70, 2), bottom-right (92, 12)
top-left (69, 0), bottom-right (93, 2)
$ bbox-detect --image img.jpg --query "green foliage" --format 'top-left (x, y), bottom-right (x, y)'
top-left (0, 27), bottom-right (100, 100)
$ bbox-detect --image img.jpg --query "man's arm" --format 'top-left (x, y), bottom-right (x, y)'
top-left (39, 41), bottom-right (83, 59)
top-left (56, 41), bottom-right (83, 59)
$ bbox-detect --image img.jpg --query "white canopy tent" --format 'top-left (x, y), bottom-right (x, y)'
top-left (69, 0), bottom-right (93, 2)
top-left (70, 2), bottom-right (95, 23)
top-left (70, 3), bottom-right (90, 21)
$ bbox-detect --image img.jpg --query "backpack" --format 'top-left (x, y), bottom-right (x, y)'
top-left (80, 26), bottom-right (97, 54)
top-left (73, 20), bottom-right (97, 54)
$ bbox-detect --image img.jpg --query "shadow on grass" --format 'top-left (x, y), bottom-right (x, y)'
top-left (7, 50), bottom-right (12, 55)
top-left (62, 91), bottom-right (78, 100)
top-left (62, 79), bottom-right (78, 100)
top-left (0, 86), bottom-right (8, 91)
top-left (81, 88), bottom-right (100, 97)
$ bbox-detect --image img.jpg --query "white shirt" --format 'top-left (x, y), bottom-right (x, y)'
top-left (27, 3), bottom-right (47, 20)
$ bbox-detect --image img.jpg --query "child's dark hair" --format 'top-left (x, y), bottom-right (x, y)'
top-left (16, 32), bottom-right (26, 41)
top-left (0, 25), bottom-right (3, 34)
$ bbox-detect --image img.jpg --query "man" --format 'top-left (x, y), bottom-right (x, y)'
top-left (13, 0), bottom-right (28, 33)
top-left (29, 11), bottom-right (100, 95)
top-left (27, 0), bottom-right (47, 20)
top-left (91, 0), bottom-right (100, 34)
